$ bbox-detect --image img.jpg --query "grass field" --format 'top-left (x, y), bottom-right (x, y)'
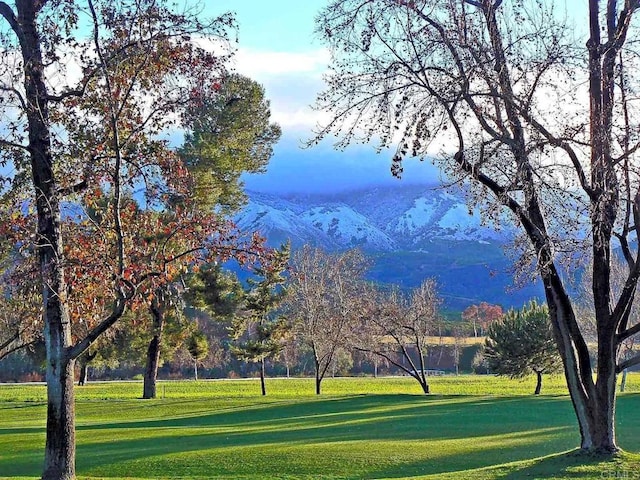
top-left (1, 375), bottom-right (639, 479)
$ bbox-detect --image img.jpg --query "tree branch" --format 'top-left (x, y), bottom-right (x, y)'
top-left (617, 352), bottom-right (640, 373)
top-left (0, 3), bottom-right (24, 47)
top-left (68, 293), bottom-right (127, 360)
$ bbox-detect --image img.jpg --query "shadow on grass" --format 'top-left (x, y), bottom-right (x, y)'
top-left (499, 450), bottom-right (640, 480)
top-left (72, 395), bottom-right (577, 478)
top-left (2, 394), bottom-right (639, 479)
top-left (75, 394), bottom-right (574, 440)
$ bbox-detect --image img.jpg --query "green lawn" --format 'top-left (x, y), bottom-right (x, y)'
top-left (1, 375), bottom-right (639, 479)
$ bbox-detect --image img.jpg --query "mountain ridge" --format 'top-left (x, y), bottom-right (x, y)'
top-left (235, 184), bottom-right (542, 310)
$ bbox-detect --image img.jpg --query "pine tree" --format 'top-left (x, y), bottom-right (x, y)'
top-left (483, 301), bottom-right (562, 395)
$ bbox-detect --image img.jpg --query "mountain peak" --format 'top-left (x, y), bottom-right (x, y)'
top-left (236, 184), bottom-right (540, 309)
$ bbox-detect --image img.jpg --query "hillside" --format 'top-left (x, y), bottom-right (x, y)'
top-left (235, 184), bottom-right (542, 310)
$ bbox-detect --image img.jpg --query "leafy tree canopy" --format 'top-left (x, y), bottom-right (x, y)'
top-left (180, 73), bottom-right (281, 213)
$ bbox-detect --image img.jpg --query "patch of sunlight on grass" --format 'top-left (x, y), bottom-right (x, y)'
top-left (1, 376), bottom-right (639, 479)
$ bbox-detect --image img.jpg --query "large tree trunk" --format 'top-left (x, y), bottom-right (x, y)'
top-left (43, 356), bottom-right (76, 480)
top-left (9, 2), bottom-right (76, 478)
top-left (143, 334), bottom-right (161, 399)
top-left (545, 274), bottom-right (617, 453)
top-left (143, 300), bottom-right (164, 399)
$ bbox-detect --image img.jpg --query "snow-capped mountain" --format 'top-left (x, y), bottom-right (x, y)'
top-left (236, 185), bottom-right (512, 251)
top-left (235, 184), bottom-right (541, 310)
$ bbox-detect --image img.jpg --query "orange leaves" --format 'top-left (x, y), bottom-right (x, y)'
top-left (462, 302), bottom-right (504, 335)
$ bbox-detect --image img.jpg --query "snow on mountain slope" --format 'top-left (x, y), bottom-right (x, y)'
top-left (235, 197), bottom-right (338, 249)
top-left (435, 204), bottom-right (506, 242)
top-left (394, 197), bottom-right (437, 233)
top-left (237, 186), bottom-right (512, 251)
top-left (301, 205), bottom-right (397, 250)
top-left (234, 186), bottom-right (541, 309)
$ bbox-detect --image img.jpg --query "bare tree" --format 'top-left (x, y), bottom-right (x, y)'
top-left (286, 246), bottom-right (367, 394)
top-left (0, 293), bottom-right (41, 361)
top-left (314, 0), bottom-right (640, 453)
top-left (451, 322), bottom-right (471, 376)
top-left (356, 279), bottom-right (441, 393)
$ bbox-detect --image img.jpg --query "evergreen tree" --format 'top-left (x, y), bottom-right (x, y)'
top-left (483, 301), bottom-right (562, 395)
top-left (231, 244), bottom-right (290, 395)
top-left (180, 73), bottom-right (282, 214)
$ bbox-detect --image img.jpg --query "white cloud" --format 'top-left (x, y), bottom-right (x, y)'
top-left (232, 47), bottom-right (330, 77)
top-left (230, 47), bottom-right (331, 133)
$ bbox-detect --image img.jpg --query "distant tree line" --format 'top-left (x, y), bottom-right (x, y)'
top-left (4, 242), bottom-right (561, 397)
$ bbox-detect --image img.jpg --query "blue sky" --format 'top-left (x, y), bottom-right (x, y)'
top-left (202, 1), bottom-right (442, 193)
top-left (203, 1), bottom-right (591, 194)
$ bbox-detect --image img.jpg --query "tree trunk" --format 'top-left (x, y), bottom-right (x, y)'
top-left (315, 357), bottom-right (322, 395)
top-left (534, 370), bottom-right (542, 395)
top-left (77, 351), bottom-right (96, 387)
top-left (8, 3), bottom-right (77, 478)
top-left (43, 355), bottom-right (76, 480)
top-left (143, 334), bottom-right (161, 399)
top-left (194, 361), bottom-right (198, 381)
top-left (78, 363), bottom-right (88, 387)
top-left (620, 369), bottom-right (627, 393)
top-left (260, 357), bottom-right (266, 396)
top-left (545, 275), bottom-right (618, 453)
top-left (143, 300), bottom-right (164, 399)
top-left (421, 379), bottom-right (430, 394)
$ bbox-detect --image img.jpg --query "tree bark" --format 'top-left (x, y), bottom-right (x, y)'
top-left (544, 274), bottom-right (617, 453)
top-left (143, 335), bottom-right (161, 399)
top-left (143, 300), bottom-right (164, 399)
top-left (43, 357), bottom-right (76, 480)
